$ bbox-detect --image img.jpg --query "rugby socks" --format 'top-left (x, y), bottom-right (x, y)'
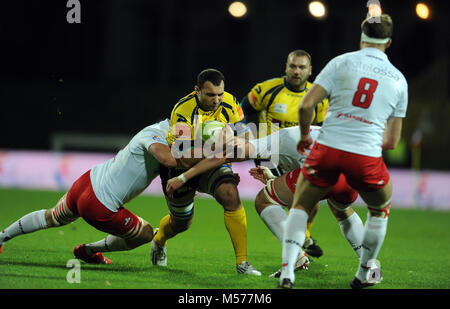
top-left (153, 214), bottom-right (175, 247)
top-left (0, 210), bottom-right (48, 243)
top-left (259, 205), bottom-right (287, 242)
top-left (224, 207), bottom-right (248, 265)
top-left (356, 215), bottom-right (388, 281)
top-left (305, 222), bottom-right (313, 239)
top-left (338, 212), bottom-right (364, 258)
top-left (280, 208), bottom-right (308, 283)
top-left (85, 235), bottom-right (130, 254)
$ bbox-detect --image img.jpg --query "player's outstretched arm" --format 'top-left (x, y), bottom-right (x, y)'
top-left (166, 157), bottom-right (228, 196)
top-left (382, 117), bottom-right (403, 150)
top-left (148, 143), bottom-right (178, 168)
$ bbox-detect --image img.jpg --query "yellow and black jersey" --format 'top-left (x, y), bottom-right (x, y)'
top-left (243, 76), bottom-right (329, 135)
top-left (166, 91), bottom-right (244, 146)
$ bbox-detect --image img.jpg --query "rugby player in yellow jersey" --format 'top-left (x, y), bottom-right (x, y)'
top-left (151, 68), bottom-right (261, 276)
top-left (240, 50), bottom-right (328, 258)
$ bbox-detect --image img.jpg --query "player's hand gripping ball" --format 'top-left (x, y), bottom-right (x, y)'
top-left (201, 120), bottom-right (225, 143)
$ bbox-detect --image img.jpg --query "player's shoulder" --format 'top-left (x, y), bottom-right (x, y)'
top-left (256, 76), bottom-right (285, 91)
top-left (171, 91), bottom-right (197, 118)
top-left (222, 91), bottom-right (239, 107)
top-left (262, 76), bottom-right (284, 87)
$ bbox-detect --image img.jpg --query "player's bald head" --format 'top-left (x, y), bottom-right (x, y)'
top-left (287, 50), bottom-right (312, 66)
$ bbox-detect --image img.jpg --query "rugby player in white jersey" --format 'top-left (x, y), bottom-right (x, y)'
top-left (0, 119), bottom-right (228, 263)
top-left (278, 14), bottom-right (408, 289)
top-left (247, 126), bottom-right (363, 277)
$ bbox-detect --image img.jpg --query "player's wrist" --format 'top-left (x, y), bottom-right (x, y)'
top-left (177, 173), bottom-right (188, 184)
top-left (301, 133), bottom-right (310, 140)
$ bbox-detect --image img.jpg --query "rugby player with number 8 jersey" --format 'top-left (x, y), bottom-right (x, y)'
top-left (279, 14), bottom-right (408, 289)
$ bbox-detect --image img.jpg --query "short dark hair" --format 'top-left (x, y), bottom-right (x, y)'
top-left (361, 14), bottom-right (393, 39)
top-left (196, 68), bottom-right (225, 89)
top-left (287, 50), bottom-right (312, 65)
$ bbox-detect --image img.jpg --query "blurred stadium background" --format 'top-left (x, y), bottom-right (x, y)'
top-left (0, 0), bottom-right (449, 209)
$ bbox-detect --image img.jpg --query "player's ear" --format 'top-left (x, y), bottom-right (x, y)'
top-left (194, 85), bottom-right (200, 95)
top-left (386, 39), bottom-right (392, 49)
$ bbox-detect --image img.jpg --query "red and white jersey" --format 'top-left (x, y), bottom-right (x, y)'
top-left (314, 47), bottom-right (408, 157)
top-left (250, 126), bottom-right (321, 174)
top-left (90, 119), bottom-right (170, 212)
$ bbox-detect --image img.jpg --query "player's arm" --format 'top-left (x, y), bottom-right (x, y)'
top-left (240, 83), bottom-right (265, 123)
top-left (240, 94), bottom-right (258, 118)
top-left (166, 156), bottom-right (229, 197)
top-left (382, 117), bottom-right (403, 150)
top-left (297, 84), bottom-right (329, 154)
top-left (148, 143), bottom-right (178, 168)
top-left (248, 166), bottom-right (276, 184)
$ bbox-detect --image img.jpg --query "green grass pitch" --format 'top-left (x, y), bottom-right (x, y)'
top-left (0, 188), bottom-right (449, 289)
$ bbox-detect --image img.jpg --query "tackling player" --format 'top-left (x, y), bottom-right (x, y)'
top-left (153, 68), bottom-right (261, 276)
top-left (279, 14), bottom-right (408, 289)
top-left (240, 50), bottom-right (329, 258)
top-left (0, 119), bottom-right (175, 262)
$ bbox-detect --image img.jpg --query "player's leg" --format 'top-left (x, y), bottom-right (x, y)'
top-left (254, 174), bottom-right (310, 276)
top-left (351, 180), bottom-right (391, 288)
top-left (279, 173), bottom-right (331, 287)
top-left (81, 209), bottom-right (154, 256)
top-left (344, 155), bottom-right (392, 288)
top-left (152, 164), bottom-right (197, 266)
top-left (64, 171), bottom-right (152, 264)
top-left (255, 177), bottom-right (291, 242)
top-left (303, 203), bottom-right (324, 258)
top-left (279, 144), bottom-right (339, 288)
top-left (0, 191), bottom-right (79, 253)
top-left (326, 174), bottom-right (364, 258)
top-left (151, 196), bottom-right (195, 267)
top-left (328, 202), bottom-right (364, 258)
top-left (200, 165), bottom-right (260, 275)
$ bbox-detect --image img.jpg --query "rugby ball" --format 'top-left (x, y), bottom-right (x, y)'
top-left (201, 120), bottom-right (225, 142)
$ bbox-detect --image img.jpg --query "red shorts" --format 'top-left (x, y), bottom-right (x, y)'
top-left (302, 143), bottom-right (390, 192)
top-left (286, 169), bottom-right (358, 204)
top-left (66, 170), bottom-right (144, 239)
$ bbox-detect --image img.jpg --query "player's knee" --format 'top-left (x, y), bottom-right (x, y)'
top-left (49, 194), bottom-right (78, 227)
top-left (139, 223), bottom-right (154, 243)
top-left (255, 189), bottom-right (270, 215)
top-left (215, 182), bottom-right (241, 211)
top-left (328, 200), bottom-right (354, 221)
top-left (123, 220), bottom-right (154, 249)
top-left (368, 200), bottom-right (391, 218)
top-left (45, 209), bottom-right (57, 227)
top-left (171, 216), bottom-right (192, 234)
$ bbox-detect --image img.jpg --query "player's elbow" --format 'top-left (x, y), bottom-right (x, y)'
top-left (160, 156), bottom-right (178, 168)
top-left (382, 136), bottom-right (400, 150)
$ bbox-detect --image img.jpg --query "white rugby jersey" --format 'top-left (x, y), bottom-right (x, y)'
top-left (90, 119), bottom-right (170, 212)
top-left (314, 47), bottom-right (408, 157)
top-left (250, 126), bottom-right (321, 175)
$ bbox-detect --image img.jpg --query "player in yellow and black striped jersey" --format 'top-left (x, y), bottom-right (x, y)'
top-left (166, 81), bottom-right (245, 147)
top-left (240, 50), bottom-right (326, 258)
top-left (153, 68), bottom-right (261, 276)
top-left (240, 50), bottom-right (329, 136)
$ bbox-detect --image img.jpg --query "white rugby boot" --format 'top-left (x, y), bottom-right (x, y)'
top-left (236, 261), bottom-right (262, 276)
top-left (150, 228), bottom-right (167, 267)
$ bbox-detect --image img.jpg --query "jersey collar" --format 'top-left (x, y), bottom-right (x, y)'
top-left (361, 47), bottom-right (388, 61)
